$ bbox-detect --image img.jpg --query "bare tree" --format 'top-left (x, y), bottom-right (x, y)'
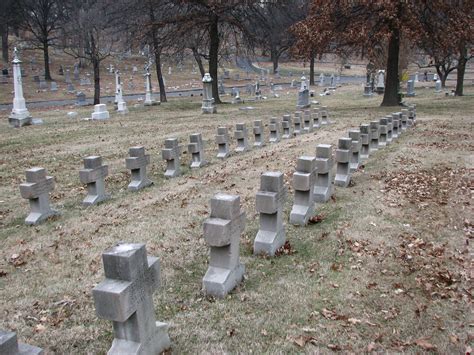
top-left (0, 0), bottom-right (21, 64)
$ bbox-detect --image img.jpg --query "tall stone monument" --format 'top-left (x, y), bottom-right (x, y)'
top-left (201, 73), bottom-right (216, 114)
top-left (296, 76), bottom-right (310, 109)
top-left (144, 66), bottom-right (158, 106)
top-left (9, 48), bottom-right (32, 127)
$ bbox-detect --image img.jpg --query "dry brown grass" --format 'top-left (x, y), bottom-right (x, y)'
top-left (0, 84), bottom-right (472, 353)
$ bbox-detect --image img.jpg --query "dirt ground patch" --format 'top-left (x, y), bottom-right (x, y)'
top-left (0, 85), bottom-right (472, 353)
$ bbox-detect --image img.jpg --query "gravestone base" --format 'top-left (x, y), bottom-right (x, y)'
top-left (108, 321), bottom-right (170, 354)
top-left (117, 101), bottom-right (129, 114)
top-left (0, 330), bottom-right (44, 355)
top-left (83, 192), bottom-right (109, 206)
top-left (254, 229), bottom-right (285, 256)
top-left (9, 113), bottom-right (32, 128)
top-left (203, 264), bottom-right (245, 299)
top-left (290, 204), bottom-right (314, 226)
top-left (144, 100), bottom-right (160, 106)
top-left (128, 178), bottom-right (153, 191)
top-left (25, 203), bottom-right (59, 225)
top-left (202, 99), bottom-right (217, 114)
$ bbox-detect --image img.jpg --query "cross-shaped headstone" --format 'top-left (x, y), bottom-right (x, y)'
top-left (203, 193), bottom-right (245, 298)
top-left (303, 109), bottom-right (313, 133)
top-left (19, 167), bottom-right (58, 225)
top-left (93, 243), bottom-right (170, 354)
top-left (369, 121), bottom-right (380, 152)
top-left (335, 137), bottom-right (353, 188)
top-left (348, 129), bottom-right (362, 173)
top-left (234, 123), bottom-right (248, 152)
top-left (312, 108), bottom-right (320, 128)
top-left (359, 124), bottom-right (371, 161)
top-left (215, 127), bottom-right (230, 159)
top-left (0, 330), bottom-right (43, 354)
top-left (293, 111), bottom-right (302, 135)
top-left (313, 144), bottom-right (334, 203)
top-left (253, 120), bottom-right (265, 147)
top-left (162, 138), bottom-right (181, 178)
top-left (385, 115), bottom-right (394, 144)
top-left (187, 133), bottom-right (206, 168)
top-left (269, 117), bottom-right (280, 143)
top-left (254, 172), bottom-right (287, 256)
top-left (282, 114), bottom-right (293, 139)
top-left (126, 146), bottom-right (153, 191)
top-left (378, 117), bottom-right (389, 147)
top-left (391, 112), bottom-right (400, 139)
top-left (79, 156), bottom-right (109, 206)
top-left (290, 156), bottom-right (316, 226)
top-left (320, 106), bottom-right (329, 125)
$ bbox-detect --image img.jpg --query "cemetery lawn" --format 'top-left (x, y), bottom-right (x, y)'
top-left (0, 85), bottom-right (472, 353)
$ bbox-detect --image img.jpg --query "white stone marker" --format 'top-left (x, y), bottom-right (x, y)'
top-left (369, 121), bottom-right (380, 152)
top-left (254, 172), bottom-right (287, 256)
top-left (282, 114), bottom-right (293, 139)
top-left (401, 109), bottom-right (409, 130)
top-left (320, 106), bottom-right (329, 125)
top-left (188, 133), bottom-right (206, 168)
top-left (79, 156), bottom-right (109, 206)
top-left (296, 76), bottom-right (310, 109)
top-left (253, 120), bottom-right (265, 147)
top-left (359, 124), bottom-right (371, 161)
top-left (126, 146), bottom-right (153, 191)
top-left (202, 193), bottom-right (245, 298)
top-left (201, 73), bottom-right (216, 114)
top-left (335, 137), bottom-right (353, 188)
top-left (290, 156), bottom-right (316, 226)
top-left (144, 66), bottom-right (159, 106)
top-left (115, 70), bottom-right (129, 114)
top-left (348, 129), bottom-right (361, 173)
top-left (114, 70), bottom-right (120, 105)
top-left (303, 109), bottom-right (313, 133)
top-left (312, 107), bottom-right (320, 128)
top-left (162, 138), bottom-right (181, 178)
top-left (378, 117), bottom-right (389, 147)
top-left (93, 243), bottom-right (170, 354)
top-left (0, 330), bottom-right (43, 354)
top-left (91, 104), bottom-right (110, 120)
top-left (234, 123), bottom-right (249, 152)
top-left (19, 167), bottom-right (59, 225)
top-left (216, 127), bottom-right (230, 159)
top-left (435, 79), bottom-right (442, 93)
top-left (293, 111), bottom-right (302, 135)
top-left (407, 80), bottom-right (416, 97)
top-left (269, 117), bottom-right (281, 143)
top-left (9, 48), bottom-right (32, 127)
top-left (313, 144), bottom-right (334, 203)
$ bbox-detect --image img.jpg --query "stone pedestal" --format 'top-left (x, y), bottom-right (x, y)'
top-left (303, 110), bottom-right (313, 133)
top-left (79, 156), bottom-right (109, 206)
top-left (234, 123), bottom-right (248, 152)
top-left (126, 146), bottom-right (153, 191)
top-left (369, 121), bottom-right (380, 152)
top-left (162, 138), bottom-right (181, 178)
top-left (296, 76), bottom-right (310, 109)
top-left (359, 124), bottom-right (371, 161)
top-left (293, 111), bottom-right (302, 135)
top-left (254, 172), bottom-right (287, 256)
top-left (282, 114), bottom-right (292, 139)
top-left (19, 167), bottom-right (59, 225)
top-left (188, 133), bottom-right (206, 168)
top-left (313, 144), bottom-right (334, 202)
top-left (91, 104), bottom-right (110, 120)
top-left (201, 73), bottom-right (216, 114)
top-left (335, 137), bottom-right (353, 188)
top-left (203, 193), bottom-right (245, 298)
top-left (216, 127), bottom-right (230, 159)
top-left (93, 243), bottom-right (170, 354)
top-left (312, 108), bottom-right (320, 128)
top-left (269, 117), bottom-right (280, 143)
top-left (0, 330), bottom-right (43, 354)
top-left (348, 130), bottom-right (361, 173)
top-left (9, 48), bottom-right (32, 128)
top-left (253, 120), bottom-right (265, 147)
top-left (290, 156), bottom-right (316, 226)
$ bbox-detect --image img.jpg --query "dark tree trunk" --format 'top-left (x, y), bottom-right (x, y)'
top-left (209, 14), bottom-right (221, 104)
top-left (309, 51), bottom-right (315, 86)
top-left (1, 25), bottom-right (8, 63)
top-left (43, 41), bottom-right (52, 80)
top-left (154, 48), bottom-right (166, 103)
top-left (455, 44), bottom-right (467, 96)
top-left (381, 28), bottom-right (400, 106)
top-left (93, 57), bottom-right (100, 105)
top-left (270, 45), bottom-right (279, 74)
top-left (192, 47), bottom-right (205, 78)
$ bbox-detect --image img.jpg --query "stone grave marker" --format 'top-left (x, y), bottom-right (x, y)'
top-left (401, 109), bottom-right (409, 130)
top-left (254, 172), bottom-right (287, 256)
top-left (296, 76), bottom-right (310, 109)
top-left (79, 156), bottom-right (109, 206)
top-left (91, 104), bottom-right (110, 120)
top-left (126, 146), bottom-right (153, 191)
top-left (50, 81), bottom-right (58, 91)
top-left (359, 124), bottom-right (371, 161)
top-left (93, 243), bottom-right (170, 354)
top-left (391, 113), bottom-right (400, 139)
top-left (303, 109), bottom-right (313, 133)
top-left (162, 138), bottom-right (181, 178)
top-left (313, 144), bottom-right (334, 203)
top-left (320, 106), bottom-right (329, 125)
top-left (363, 84), bottom-right (373, 97)
top-left (378, 117), bottom-right (389, 147)
top-left (9, 48), bottom-right (32, 127)
top-left (201, 73), bottom-right (216, 114)
top-left (386, 115), bottom-right (394, 144)
top-left (369, 121), bottom-right (380, 152)
top-left (188, 133), bottom-right (206, 168)
top-left (312, 107), bottom-right (320, 128)
top-left (282, 114), bottom-right (292, 139)
top-left (408, 105), bottom-right (416, 126)
top-left (435, 79), bottom-right (442, 93)
top-left (348, 129), bottom-right (361, 173)
top-left (19, 167), bottom-right (59, 225)
top-left (375, 70), bottom-right (385, 93)
top-left (319, 73), bottom-right (325, 86)
top-left (269, 117), bottom-right (280, 143)
top-left (253, 120), bottom-right (265, 147)
top-left (202, 193), bottom-right (245, 298)
top-left (407, 80), bottom-right (415, 97)
top-left (293, 111), bottom-right (302, 135)
top-left (216, 127), bottom-right (230, 159)
top-left (335, 137), bottom-right (353, 187)
top-left (290, 156), bottom-right (316, 226)
top-left (0, 330), bottom-right (43, 354)
top-left (234, 123), bottom-right (248, 152)
top-left (76, 92), bottom-right (86, 106)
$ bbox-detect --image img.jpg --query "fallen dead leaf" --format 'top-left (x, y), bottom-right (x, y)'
top-left (414, 338), bottom-right (437, 350)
